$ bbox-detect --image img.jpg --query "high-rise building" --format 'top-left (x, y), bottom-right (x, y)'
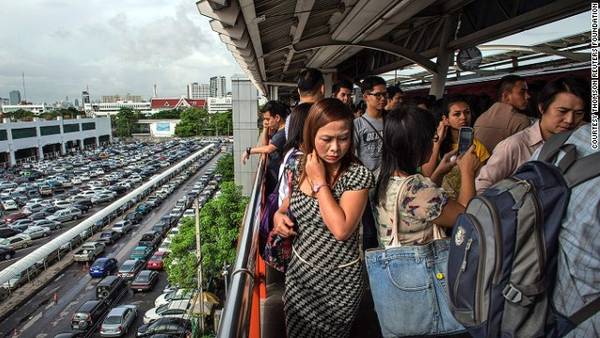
top-left (82, 91), bottom-right (90, 104)
top-left (187, 82), bottom-right (210, 99)
top-left (9, 90), bottom-right (21, 105)
top-left (209, 76), bottom-right (227, 97)
top-left (74, 99), bottom-right (80, 107)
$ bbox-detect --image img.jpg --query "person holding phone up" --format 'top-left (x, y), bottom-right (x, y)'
top-left (422, 96), bottom-right (490, 199)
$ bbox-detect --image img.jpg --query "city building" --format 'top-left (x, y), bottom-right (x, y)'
top-left (87, 101), bottom-right (152, 117)
top-left (9, 90), bottom-right (21, 105)
top-left (74, 99), bottom-right (79, 108)
top-left (150, 97), bottom-right (206, 114)
top-left (187, 82), bottom-right (210, 99)
top-left (0, 116), bottom-right (111, 166)
top-left (101, 94), bottom-right (143, 103)
top-left (1, 104), bottom-right (48, 115)
top-left (0, 98), bottom-right (9, 106)
top-left (207, 96), bottom-right (232, 114)
top-left (209, 76), bottom-right (227, 97)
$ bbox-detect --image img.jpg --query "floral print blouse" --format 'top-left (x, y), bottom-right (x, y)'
top-left (375, 174), bottom-right (449, 247)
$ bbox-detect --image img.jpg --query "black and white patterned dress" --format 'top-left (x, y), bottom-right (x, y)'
top-left (283, 162), bottom-right (375, 338)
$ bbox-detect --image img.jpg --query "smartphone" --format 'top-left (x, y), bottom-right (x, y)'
top-left (458, 127), bottom-right (474, 155)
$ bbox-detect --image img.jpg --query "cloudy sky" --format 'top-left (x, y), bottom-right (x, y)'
top-left (0, 0), bottom-right (242, 103)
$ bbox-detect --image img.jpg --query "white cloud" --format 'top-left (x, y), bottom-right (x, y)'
top-left (0, 0), bottom-right (241, 103)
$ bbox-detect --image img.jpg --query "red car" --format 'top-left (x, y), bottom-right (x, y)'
top-left (3, 212), bottom-right (28, 224)
top-left (130, 270), bottom-right (159, 292)
top-left (146, 251), bottom-right (167, 270)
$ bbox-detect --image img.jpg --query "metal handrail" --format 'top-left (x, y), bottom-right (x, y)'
top-left (217, 159), bottom-right (265, 338)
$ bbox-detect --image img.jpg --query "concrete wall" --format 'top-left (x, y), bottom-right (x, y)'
top-left (231, 74), bottom-right (260, 196)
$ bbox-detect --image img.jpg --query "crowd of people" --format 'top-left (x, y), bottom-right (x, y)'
top-left (242, 67), bottom-right (597, 338)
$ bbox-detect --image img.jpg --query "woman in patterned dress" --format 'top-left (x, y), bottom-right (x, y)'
top-left (273, 98), bottom-right (375, 338)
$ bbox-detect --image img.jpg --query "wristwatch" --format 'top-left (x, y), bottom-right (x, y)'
top-left (312, 182), bottom-right (329, 194)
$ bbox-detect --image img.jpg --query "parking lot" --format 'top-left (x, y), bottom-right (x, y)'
top-left (0, 139), bottom-right (226, 337)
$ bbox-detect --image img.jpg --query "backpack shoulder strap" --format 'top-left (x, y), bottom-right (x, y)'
top-left (563, 151), bottom-right (600, 188)
top-left (569, 296), bottom-right (600, 327)
top-left (537, 130), bottom-right (576, 163)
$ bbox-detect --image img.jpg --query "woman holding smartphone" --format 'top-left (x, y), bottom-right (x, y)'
top-left (422, 96), bottom-right (490, 199)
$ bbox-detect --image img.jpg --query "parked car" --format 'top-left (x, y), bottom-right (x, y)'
top-left (3, 212), bottom-right (28, 224)
top-left (130, 270), bottom-right (159, 292)
top-left (89, 257), bottom-right (118, 278)
top-left (98, 231), bottom-right (121, 245)
top-left (8, 219), bottom-right (35, 232)
top-left (22, 226), bottom-right (51, 240)
top-left (154, 288), bottom-right (195, 308)
top-left (146, 251), bottom-right (168, 270)
top-left (91, 193), bottom-right (113, 204)
top-left (0, 227), bottom-right (21, 239)
top-left (0, 245), bottom-right (16, 260)
top-left (47, 207), bottom-right (82, 223)
top-left (117, 259), bottom-right (145, 280)
top-left (72, 203), bottom-right (91, 213)
top-left (53, 200), bottom-right (72, 209)
top-left (136, 318), bottom-right (191, 337)
top-left (1, 198), bottom-right (19, 211)
top-left (111, 220), bottom-right (133, 234)
top-left (135, 203), bottom-right (152, 215)
top-left (0, 234), bottom-right (32, 250)
top-left (138, 232), bottom-right (161, 249)
top-left (71, 300), bottom-right (109, 332)
top-left (33, 219), bottom-right (61, 230)
top-left (143, 300), bottom-right (194, 324)
top-left (100, 305), bottom-right (137, 337)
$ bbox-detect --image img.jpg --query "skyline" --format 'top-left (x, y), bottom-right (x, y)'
top-left (0, 0), bottom-right (242, 103)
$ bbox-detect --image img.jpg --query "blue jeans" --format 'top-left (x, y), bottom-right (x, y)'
top-left (365, 240), bottom-right (465, 337)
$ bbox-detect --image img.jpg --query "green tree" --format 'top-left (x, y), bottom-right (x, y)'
top-left (150, 109), bottom-right (181, 119)
top-left (174, 108), bottom-right (209, 137)
top-left (165, 182), bottom-right (248, 290)
top-left (210, 111), bottom-right (232, 136)
top-left (115, 107), bottom-right (140, 137)
top-left (215, 154), bottom-right (234, 181)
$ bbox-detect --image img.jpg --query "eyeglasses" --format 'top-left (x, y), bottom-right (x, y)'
top-left (366, 92), bottom-right (388, 99)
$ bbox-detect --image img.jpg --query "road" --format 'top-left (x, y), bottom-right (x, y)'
top-left (0, 153), bottom-right (221, 337)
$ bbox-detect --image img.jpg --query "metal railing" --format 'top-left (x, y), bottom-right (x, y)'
top-left (217, 159), bottom-right (264, 338)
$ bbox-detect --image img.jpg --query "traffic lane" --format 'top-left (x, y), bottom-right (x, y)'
top-left (4, 154), bottom-right (219, 337)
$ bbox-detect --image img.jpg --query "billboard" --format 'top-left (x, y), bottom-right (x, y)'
top-left (156, 122), bottom-right (170, 132)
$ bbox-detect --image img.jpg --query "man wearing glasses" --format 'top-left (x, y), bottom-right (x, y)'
top-left (354, 75), bottom-right (387, 251)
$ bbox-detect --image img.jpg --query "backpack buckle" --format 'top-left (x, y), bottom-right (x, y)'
top-left (502, 284), bottom-right (523, 303)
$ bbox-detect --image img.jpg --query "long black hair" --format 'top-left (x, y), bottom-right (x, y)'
top-left (376, 104), bottom-right (436, 204)
top-left (283, 102), bottom-right (312, 152)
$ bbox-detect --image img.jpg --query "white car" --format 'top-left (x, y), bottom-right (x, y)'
top-left (71, 177), bottom-right (82, 185)
top-left (54, 200), bottom-right (72, 209)
top-left (22, 226), bottom-right (51, 240)
top-left (154, 289), bottom-right (195, 308)
top-left (182, 209), bottom-right (195, 218)
top-left (1, 199), bottom-right (19, 211)
top-left (78, 190), bottom-right (97, 198)
top-left (143, 300), bottom-right (193, 324)
top-left (157, 238), bottom-right (171, 253)
top-left (91, 193), bottom-right (113, 204)
top-left (47, 207), bottom-right (82, 223)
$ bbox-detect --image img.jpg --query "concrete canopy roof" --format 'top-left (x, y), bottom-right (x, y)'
top-left (197, 0), bottom-right (590, 96)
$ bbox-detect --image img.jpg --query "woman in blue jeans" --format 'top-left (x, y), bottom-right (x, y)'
top-left (368, 104), bottom-right (479, 337)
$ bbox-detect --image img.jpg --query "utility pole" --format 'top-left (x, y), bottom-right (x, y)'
top-left (194, 198), bottom-right (205, 333)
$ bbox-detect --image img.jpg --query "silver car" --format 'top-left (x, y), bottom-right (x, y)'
top-left (100, 304), bottom-right (137, 337)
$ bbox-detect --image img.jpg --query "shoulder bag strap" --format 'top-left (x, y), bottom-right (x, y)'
top-left (569, 296), bottom-right (600, 327)
top-left (361, 116), bottom-right (383, 141)
top-left (563, 151), bottom-right (600, 188)
top-left (537, 130), bottom-right (576, 163)
top-left (390, 177), bottom-right (411, 247)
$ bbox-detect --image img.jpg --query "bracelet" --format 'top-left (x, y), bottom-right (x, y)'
top-left (246, 147), bottom-right (251, 156)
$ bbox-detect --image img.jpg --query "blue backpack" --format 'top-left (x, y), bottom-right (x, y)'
top-left (448, 130), bottom-right (600, 337)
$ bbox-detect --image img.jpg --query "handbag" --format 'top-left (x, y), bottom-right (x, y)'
top-left (262, 155), bottom-right (297, 272)
top-left (365, 175), bottom-right (464, 337)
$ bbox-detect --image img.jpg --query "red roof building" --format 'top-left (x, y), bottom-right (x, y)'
top-left (150, 98), bottom-right (206, 111)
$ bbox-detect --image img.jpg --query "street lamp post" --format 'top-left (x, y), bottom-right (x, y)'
top-left (194, 198), bottom-right (205, 333)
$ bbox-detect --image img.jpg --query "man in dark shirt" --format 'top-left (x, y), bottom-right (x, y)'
top-left (242, 101), bottom-right (289, 195)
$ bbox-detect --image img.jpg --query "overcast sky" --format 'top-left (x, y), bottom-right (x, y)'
top-left (0, 2), bottom-right (590, 104)
top-left (0, 0), bottom-right (242, 103)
